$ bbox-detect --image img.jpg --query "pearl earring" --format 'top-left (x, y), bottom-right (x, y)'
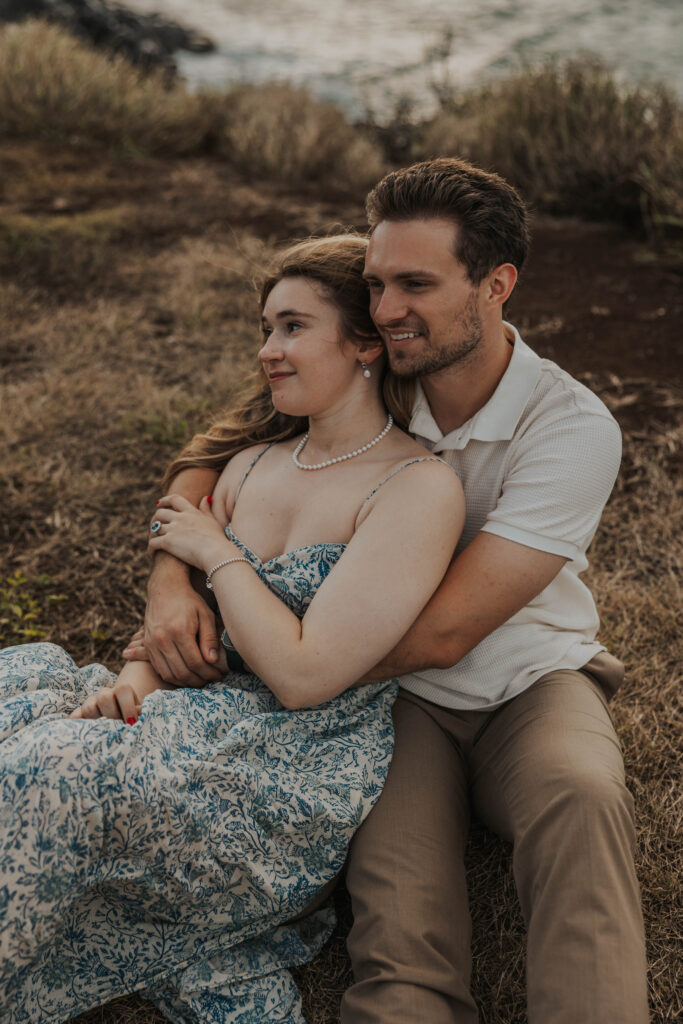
top-left (361, 361), bottom-right (371, 379)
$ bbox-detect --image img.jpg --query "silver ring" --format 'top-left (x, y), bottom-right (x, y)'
top-left (150, 520), bottom-right (162, 534)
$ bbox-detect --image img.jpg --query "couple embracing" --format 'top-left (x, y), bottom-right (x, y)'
top-left (0, 158), bottom-right (648, 1023)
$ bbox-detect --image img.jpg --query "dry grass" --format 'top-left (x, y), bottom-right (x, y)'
top-left (0, 145), bottom-right (681, 1023)
top-left (580, 380), bottom-right (682, 1023)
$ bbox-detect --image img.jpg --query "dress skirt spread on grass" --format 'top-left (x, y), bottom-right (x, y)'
top-left (0, 538), bottom-right (397, 1024)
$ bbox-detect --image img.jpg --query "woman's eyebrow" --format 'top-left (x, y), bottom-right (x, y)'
top-left (261, 309), bottom-right (316, 322)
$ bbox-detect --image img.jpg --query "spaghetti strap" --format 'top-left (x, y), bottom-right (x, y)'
top-left (233, 443), bottom-right (274, 509)
top-left (360, 456), bottom-right (451, 509)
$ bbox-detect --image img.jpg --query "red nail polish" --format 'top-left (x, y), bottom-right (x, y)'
top-left (206, 495), bottom-right (213, 506)
top-left (126, 717), bottom-right (137, 725)
top-left (155, 499), bottom-right (160, 505)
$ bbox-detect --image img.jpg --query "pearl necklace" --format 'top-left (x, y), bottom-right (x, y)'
top-left (292, 414), bottom-right (394, 471)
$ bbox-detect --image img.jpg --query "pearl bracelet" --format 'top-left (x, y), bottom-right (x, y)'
top-left (205, 557), bottom-right (251, 590)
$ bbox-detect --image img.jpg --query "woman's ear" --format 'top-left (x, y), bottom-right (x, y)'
top-left (357, 340), bottom-right (385, 366)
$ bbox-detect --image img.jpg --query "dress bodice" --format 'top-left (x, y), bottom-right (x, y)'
top-left (225, 524), bottom-right (346, 619)
top-left (224, 444), bottom-right (447, 623)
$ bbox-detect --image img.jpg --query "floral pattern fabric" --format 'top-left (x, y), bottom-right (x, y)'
top-left (0, 536), bottom-right (397, 1023)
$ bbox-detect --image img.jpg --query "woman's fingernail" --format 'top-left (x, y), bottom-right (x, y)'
top-left (208, 647), bottom-right (217, 661)
top-left (156, 499), bottom-right (160, 505)
top-left (206, 495), bottom-right (213, 506)
top-left (126, 717), bottom-right (137, 725)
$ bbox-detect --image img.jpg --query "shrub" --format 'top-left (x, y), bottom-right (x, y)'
top-left (1, 23), bottom-right (680, 228)
top-left (0, 21), bottom-right (384, 191)
top-left (0, 19), bottom-right (212, 154)
top-left (210, 82), bottom-right (385, 188)
top-left (416, 59), bottom-right (683, 233)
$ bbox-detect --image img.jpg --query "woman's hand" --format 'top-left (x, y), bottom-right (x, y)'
top-left (70, 663), bottom-right (173, 723)
top-left (71, 684), bottom-right (142, 724)
top-left (122, 627), bottom-right (149, 661)
top-left (148, 495), bottom-right (233, 573)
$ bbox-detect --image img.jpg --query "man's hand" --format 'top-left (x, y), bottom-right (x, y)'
top-left (125, 552), bottom-right (223, 687)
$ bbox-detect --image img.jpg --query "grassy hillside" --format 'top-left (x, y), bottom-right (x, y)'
top-left (1, 137), bottom-right (680, 1022)
top-left (0, 17), bottom-right (681, 1024)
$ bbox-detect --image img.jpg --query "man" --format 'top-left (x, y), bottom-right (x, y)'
top-left (130, 158), bottom-right (648, 1023)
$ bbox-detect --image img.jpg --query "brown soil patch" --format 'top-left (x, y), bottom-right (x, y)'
top-left (517, 217), bottom-right (682, 387)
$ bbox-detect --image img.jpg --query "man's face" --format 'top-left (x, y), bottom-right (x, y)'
top-left (363, 217), bottom-right (483, 378)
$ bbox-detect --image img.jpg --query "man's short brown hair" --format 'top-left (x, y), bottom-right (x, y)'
top-left (366, 157), bottom-right (530, 285)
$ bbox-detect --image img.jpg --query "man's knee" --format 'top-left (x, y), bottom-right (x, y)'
top-left (514, 755), bottom-right (638, 871)
top-left (566, 760), bottom-right (632, 808)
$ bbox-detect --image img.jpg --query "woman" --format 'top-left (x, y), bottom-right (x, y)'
top-left (0, 236), bottom-right (464, 1023)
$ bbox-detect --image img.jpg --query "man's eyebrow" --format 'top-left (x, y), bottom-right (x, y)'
top-left (362, 269), bottom-right (438, 281)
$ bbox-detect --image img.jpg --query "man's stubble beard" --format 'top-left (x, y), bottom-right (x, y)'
top-left (386, 293), bottom-right (484, 380)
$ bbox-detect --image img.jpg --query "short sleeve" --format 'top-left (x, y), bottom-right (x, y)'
top-left (481, 411), bottom-right (622, 560)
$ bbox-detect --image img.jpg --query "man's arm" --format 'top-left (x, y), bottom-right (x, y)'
top-left (124, 466), bottom-right (222, 686)
top-left (362, 532), bottom-right (566, 682)
top-left (369, 403), bottom-right (622, 683)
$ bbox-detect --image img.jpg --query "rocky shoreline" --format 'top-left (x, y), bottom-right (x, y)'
top-left (0, 0), bottom-right (214, 74)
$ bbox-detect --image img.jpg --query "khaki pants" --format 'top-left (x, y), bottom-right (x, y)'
top-left (341, 654), bottom-right (648, 1024)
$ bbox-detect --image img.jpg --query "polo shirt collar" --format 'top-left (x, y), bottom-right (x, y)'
top-left (408, 323), bottom-right (542, 451)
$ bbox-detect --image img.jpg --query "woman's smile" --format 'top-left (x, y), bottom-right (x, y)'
top-left (267, 370), bottom-right (296, 383)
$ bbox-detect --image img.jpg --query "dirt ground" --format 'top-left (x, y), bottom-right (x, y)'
top-left (0, 141), bottom-right (681, 1023)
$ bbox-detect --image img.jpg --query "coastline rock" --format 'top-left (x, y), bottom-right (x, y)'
top-left (0, 0), bottom-right (214, 74)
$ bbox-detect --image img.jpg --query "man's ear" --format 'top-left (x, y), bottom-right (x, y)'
top-left (357, 340), bottom-right (385, 366)
top-left (484, 263), bottom-right (517, 308)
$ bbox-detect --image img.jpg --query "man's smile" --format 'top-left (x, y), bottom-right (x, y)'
top-left (383, 328), bottom-right (425, 348)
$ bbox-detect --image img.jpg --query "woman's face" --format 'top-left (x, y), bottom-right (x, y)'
top-left (259, 277), bottom-right (363, 417)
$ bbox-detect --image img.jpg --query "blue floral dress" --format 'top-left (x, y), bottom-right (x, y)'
top-left (0, 530), bottom-right (398, 1023)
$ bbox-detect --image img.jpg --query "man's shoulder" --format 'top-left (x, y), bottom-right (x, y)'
top-left (522, 351), bottom-right (619, 433)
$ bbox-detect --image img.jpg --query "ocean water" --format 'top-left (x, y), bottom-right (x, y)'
top-left (125, 0), bottom-right (682, 116)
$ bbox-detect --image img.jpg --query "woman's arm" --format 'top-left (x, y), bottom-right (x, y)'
top-left (151, 461), bottom-right (464, 708)
top-left (352, 533), bottom-right (567, 682)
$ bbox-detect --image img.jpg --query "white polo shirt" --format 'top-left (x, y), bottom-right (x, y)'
top-left (401, 324), bottom-right (622, 710)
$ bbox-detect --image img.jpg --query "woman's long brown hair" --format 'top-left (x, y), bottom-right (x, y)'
top-left (162, 234), bottom-right (415, 491)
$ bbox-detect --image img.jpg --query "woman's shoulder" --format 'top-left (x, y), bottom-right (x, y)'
top-left (357, 440), bottom-right (463, 528)
top-left (380, 428), bottom-right (460, 483)
top-left (215, 436), bottom-right (305, 503)
top-left (374, 452), bottom-right (461, 498)
top-left (213, 442), bottom-right (278, 508)
top-left (224, 438), bottom-right (297, 478)
top-left (229, 442), bottom-right (274, 474)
